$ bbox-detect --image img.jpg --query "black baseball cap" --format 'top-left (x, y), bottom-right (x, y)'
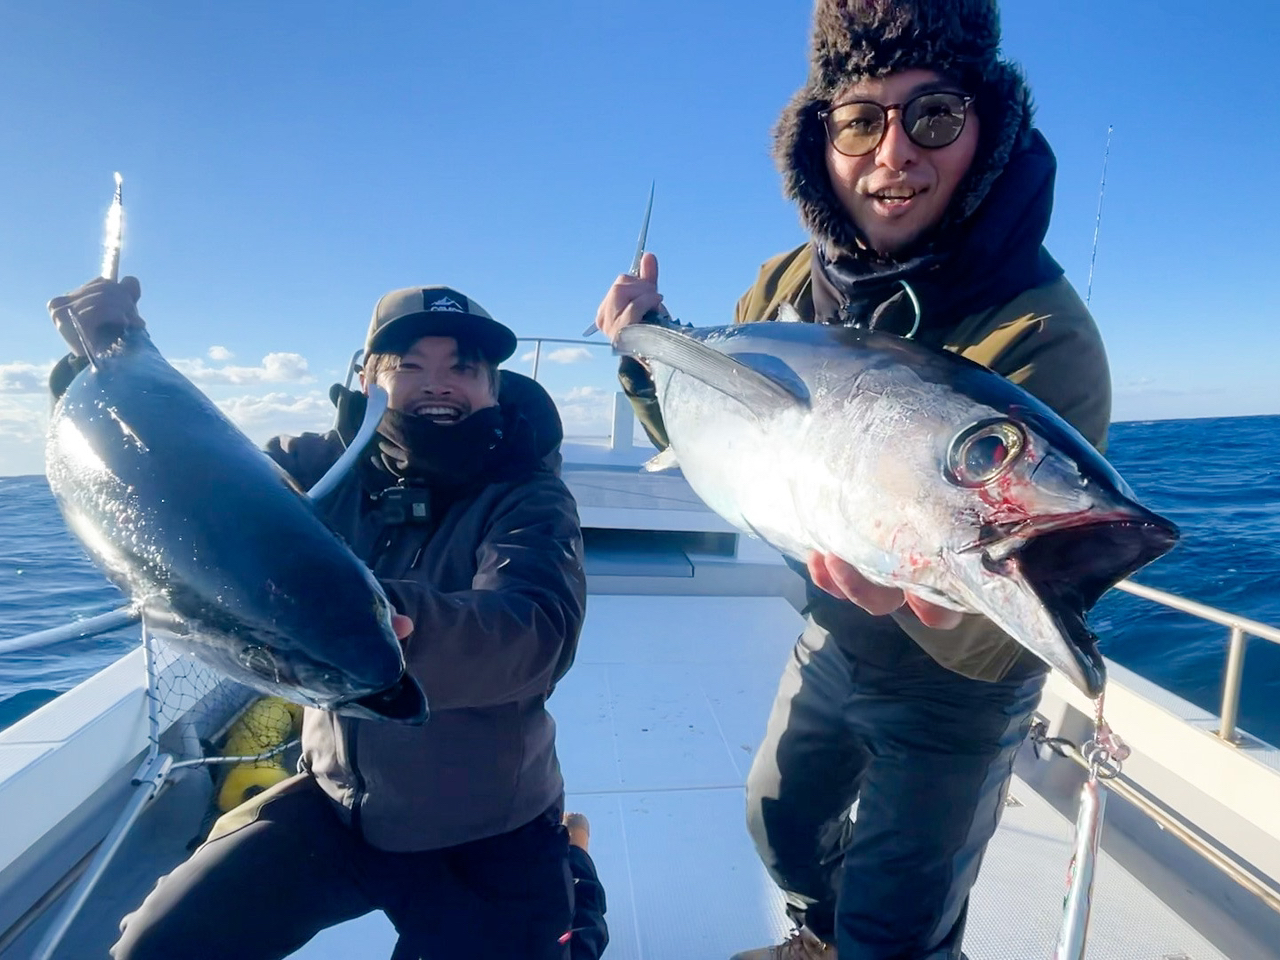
top-left (364, 286), bottom-right (517, 363)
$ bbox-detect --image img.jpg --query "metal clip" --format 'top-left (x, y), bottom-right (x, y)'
top-left (1082, 708), bottom-right (1129, 780)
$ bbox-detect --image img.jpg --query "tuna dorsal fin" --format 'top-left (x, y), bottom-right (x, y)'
top-left (307, 384), bottom-right (389, 500)
top-left (615, 325), bottom-right (807, 415)
top-left (642, 447), bottom-right (679, 472)
top-left (775, 302), bottom-right (803, 323)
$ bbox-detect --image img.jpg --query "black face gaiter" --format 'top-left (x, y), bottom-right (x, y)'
top-left (374, 405), bottom-right (506, 486)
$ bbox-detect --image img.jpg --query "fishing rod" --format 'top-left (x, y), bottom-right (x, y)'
top-left (63, 173), bottom-right (126, 366)
top-left (582, 181), bottom-right (657, 337)
top-left (1085, 126), bottom-right (1113, 307)
top-left (101, 172), bottom-right (124, 282)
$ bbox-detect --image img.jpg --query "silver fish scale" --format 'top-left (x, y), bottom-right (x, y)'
top-left (625, 320), bottom-right (1177, 696)
top-left (654, 326), bottom-right (1003, 590)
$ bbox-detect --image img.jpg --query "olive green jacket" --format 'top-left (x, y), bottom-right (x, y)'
top-left (619, 243), bottom-right (1112, 682)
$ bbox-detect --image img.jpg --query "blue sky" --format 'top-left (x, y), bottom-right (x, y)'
top-left (2, 0), bottom-right (1278, 476)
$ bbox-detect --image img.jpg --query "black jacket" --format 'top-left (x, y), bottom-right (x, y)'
top-left (266, 372), bottom-right (587, 850)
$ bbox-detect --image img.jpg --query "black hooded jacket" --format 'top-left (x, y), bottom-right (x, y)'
top-left (266, 371), bottom-right (587, 851)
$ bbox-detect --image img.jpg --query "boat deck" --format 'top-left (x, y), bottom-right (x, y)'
top-left (290, 595), bottom-right (1239, 959)
top-left (5, 595), bottom-right (1243, 959)
top-left (3, 450), bottom-right (1276, 958)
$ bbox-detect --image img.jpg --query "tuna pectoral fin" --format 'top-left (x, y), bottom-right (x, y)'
top-left (615, 325), bottom-right (808, 415)
top-left (643, 447), bottom-right (679, 472)
top-left (334, 672), bottom-right (428, 725)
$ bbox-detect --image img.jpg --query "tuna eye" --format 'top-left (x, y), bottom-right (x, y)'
top-left (946, 420), bottom-right (1025, 487)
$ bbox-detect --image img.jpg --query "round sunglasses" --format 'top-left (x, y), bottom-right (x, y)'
top-left (818, 91), bottom-right (974, 157)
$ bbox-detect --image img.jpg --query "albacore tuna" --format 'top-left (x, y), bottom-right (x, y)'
top-left (616, 319), bottom-right (1178, 697)
top-left (46, 329), bottom-right (427, 723)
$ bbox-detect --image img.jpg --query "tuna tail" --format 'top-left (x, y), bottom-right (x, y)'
top-left (306, 384), bottom-right (389, 501)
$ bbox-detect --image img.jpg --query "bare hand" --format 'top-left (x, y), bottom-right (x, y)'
top-left (807, 552), bottom-right (963, 630)
top-left (392, 613), bottom-right (413, 641)
top-left (593, 252), bottom-right (666, 342)
top-left (47, 276), bottom-right (145, 357)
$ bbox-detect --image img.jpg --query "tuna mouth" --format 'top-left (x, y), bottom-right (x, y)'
top-left (984, 513), bottom-right (1179, 697)
top-left (333, 674), bottom-right (429, 725)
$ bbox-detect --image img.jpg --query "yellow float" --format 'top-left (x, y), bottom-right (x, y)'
top-left (215, 696), bottom-right (303, 812)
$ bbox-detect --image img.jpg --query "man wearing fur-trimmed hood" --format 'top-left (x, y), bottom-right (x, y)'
top-left (595, 1), bottom-right (1111, 957)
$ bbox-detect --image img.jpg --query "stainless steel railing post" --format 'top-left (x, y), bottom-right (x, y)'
top-left (1218, 626), bottom-right (1249, 743)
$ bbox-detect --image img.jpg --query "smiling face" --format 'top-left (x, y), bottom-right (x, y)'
top-left (364, 335), bottom-right (498, 423)
top-left (824, 69), bottom-right (980, 257)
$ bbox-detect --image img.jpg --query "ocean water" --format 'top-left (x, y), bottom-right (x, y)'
top-left (2, 415), bottom-right (1279, 743)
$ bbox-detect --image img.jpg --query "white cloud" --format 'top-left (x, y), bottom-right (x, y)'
top-left (0, 361), bottom-right (56, 394)
top-left (0, 395), bottom-right (47, 442)
top-left (207, 345), bottom-right (234, 362)
top-left (519, 347), bottom-right (594, 366)
top-left (217, 391), bottom-right (332, 429)
top-left (172, 352), bottom-right (314, 385)
top-left (561, 386), bottom-right (609, 403)
top-left (0, 387), bottom-right (337, 476)
top-left (1117, 377), bottom-right (1156, 392)
top-left (1114, 377), bottom-right (1224, 402)
top-left (0, 396), bottom-right (49, 475)
top-left (545, 347), bottom-right (593, 365)
top-left (552, 385), bottom-right (614, 438)
top-left (214, 391), bottom-right (335, 446)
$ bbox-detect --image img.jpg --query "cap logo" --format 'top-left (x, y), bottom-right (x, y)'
top-left (427, 295), bottom-right (464, 312)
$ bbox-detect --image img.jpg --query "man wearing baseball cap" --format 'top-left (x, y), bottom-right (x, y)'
top-left (48, 277), bottom-right (607, 959)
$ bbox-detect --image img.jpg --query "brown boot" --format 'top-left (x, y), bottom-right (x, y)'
top-left (729, 926), bottom-right (837, 959)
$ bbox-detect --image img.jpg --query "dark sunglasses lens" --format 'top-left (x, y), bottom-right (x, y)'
top-left (826, 102), bottom-right (886, 156)
top-left (902, 93), bottom-right (968, 148)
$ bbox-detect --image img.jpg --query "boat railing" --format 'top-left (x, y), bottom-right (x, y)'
top-left (3, 336), bottom-right (1279, 953)
top-left (4, 574), bottom-right (1276, 754)
top-left (0, 607), bottom-right (141, 656)
top-left (1112, 579), bottom-right (1280, 744)
top-left (5, 335), bottom-right (1276, 748)
top-left (517, 336), bottom-right (604, 382)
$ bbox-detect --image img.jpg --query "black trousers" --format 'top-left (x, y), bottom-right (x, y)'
top-left (112, 774), bottom-right (608, 960)
top-left (744, 618), bottom-right (1046, 959)
top-left (566, 844), bottom-right (609, 960)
